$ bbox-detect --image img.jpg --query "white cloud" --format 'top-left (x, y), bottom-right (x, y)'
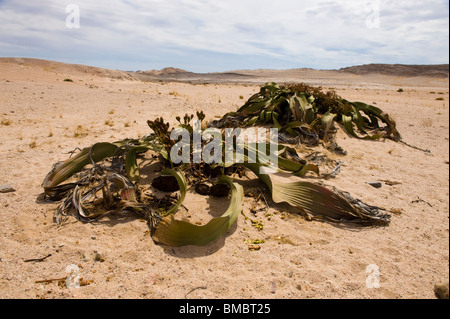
top-left (0, 0), bottom-right (448, 71)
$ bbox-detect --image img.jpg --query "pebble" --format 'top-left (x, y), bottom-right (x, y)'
top-left (0, 184), bottom-right (16, 193)
top-left (248, 245), bottom-right (261, 251)
top-left (435, 283), bottom-right (449, 299)
top-left (367, 182), bottom-right (382, 189)
top-left (271, 281), bottom-right (277, 294)
top-left (94, 251), bottom-right (105, 262)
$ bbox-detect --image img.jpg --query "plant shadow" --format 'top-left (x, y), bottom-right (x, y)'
top-left (161, 182), bottom-right (241, 258)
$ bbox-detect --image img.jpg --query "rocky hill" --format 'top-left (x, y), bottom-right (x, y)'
top-left (339, 64), bottom-right (449, 78)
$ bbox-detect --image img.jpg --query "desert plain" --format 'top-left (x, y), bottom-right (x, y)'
top-left (0, 58), bottom-right (448, 299)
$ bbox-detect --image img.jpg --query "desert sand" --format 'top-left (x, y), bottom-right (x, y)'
top-left (0, 58), bottom-right (448, 299)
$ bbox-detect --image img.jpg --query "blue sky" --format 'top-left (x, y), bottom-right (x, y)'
top-left (0, 0), bottom-right (448, 72)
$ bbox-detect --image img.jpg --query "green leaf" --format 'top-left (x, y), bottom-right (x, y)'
top-left (281, 121), bottom-right (305, 133)
top-left (42, 142), bottom-right (119, 190)
top-left (125, 146), bottom-right (152, 182)
top-left (296, 93), bottom-right (313, 116)
top-left (342, 114), bottom-right (358, 138)
top-left (152, 175), bottom-right (244, 247)
top-left (239, 100), bottom-right (270, 115)
top-left (245, 116), bottom-right (259, 127)
top-left (160, 169), bottom-right (187, 216)
top-left (342, 111), bottom-right (384, 141)
top-left (305, 108), bottom-right (316, 125)
top-left (288, 95), bottom-right (303, 121)
top-left (350, 105), bottom-right (369, 135)
top-left (321, 111), bottom-right (337, 142)
top-left (272, 113), bottom-right (282, 130)
top-left (243, 163), bottom-right (389, 224)
top-left (243, 143), bottom-right (317, 176)
top-left (265, 110), bottom-right (272, 123)
top-left (351, 101), bottom-right (402, 141)
top-left (259, 109), bottom-right (267, 121)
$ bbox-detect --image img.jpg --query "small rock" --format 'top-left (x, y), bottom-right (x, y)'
top-left (248, 245), bottom-right (261, 251)
top-left (367, 182), bottom-right (382, 189)
top-left (435, 283), bottom-right (449, 299)
top-left (0, 184), bottom-right (16, 193)
top-left (271, 281), bottom-right (277, 294)
top-left (94, 252), bottom-right (105, 262)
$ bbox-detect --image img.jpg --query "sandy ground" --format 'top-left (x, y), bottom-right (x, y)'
top-left (0, 58), bottom-right (448, 299)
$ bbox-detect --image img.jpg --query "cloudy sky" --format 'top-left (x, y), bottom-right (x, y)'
top-left (0, 0), bottom-right (448, 72)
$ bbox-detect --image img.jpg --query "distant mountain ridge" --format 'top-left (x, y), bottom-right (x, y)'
top-left (339, 63), bottom-right (449, 78)
top-left (1, 58), bottom-right (448, 82)
top-left (136, 67), bottom-right (190, 76)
